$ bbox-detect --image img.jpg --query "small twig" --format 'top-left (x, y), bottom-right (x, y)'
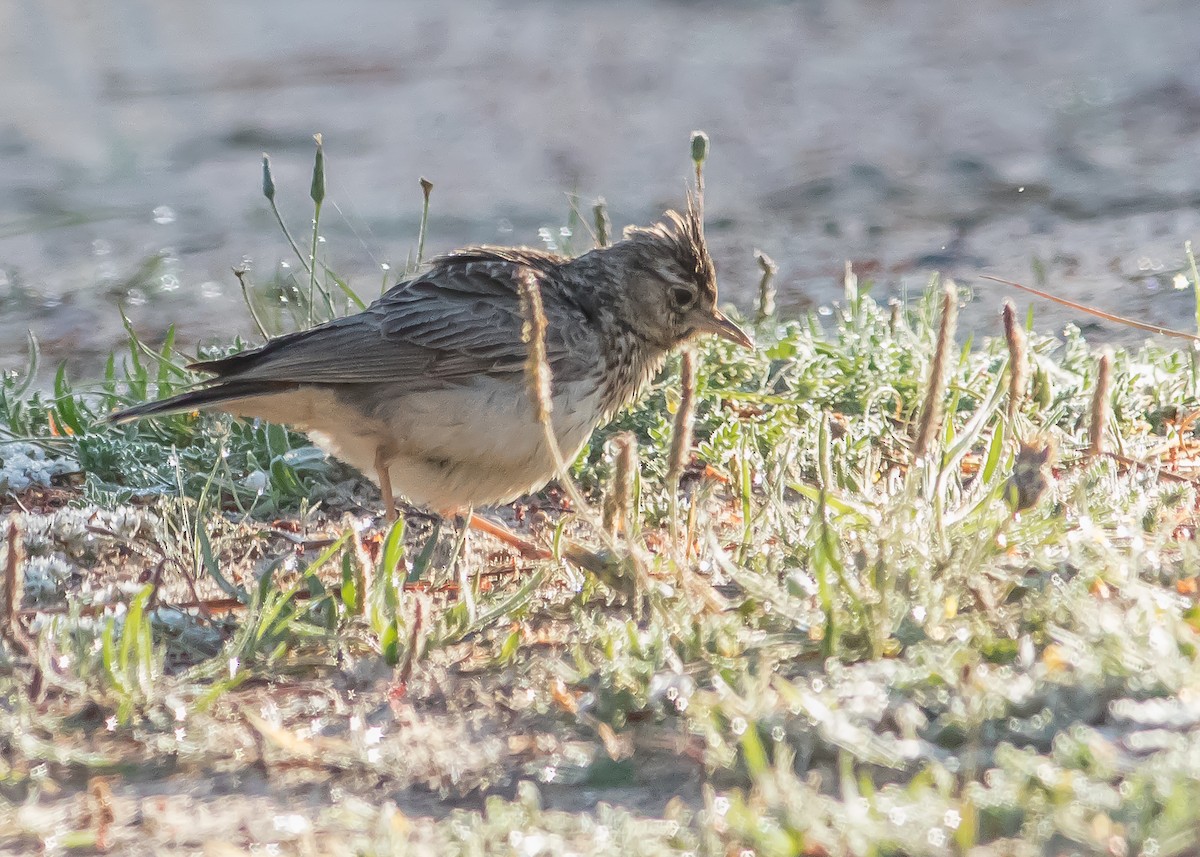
top-left (1104, 450), bottom-right (1197, 484)
top-left (20, 594), bottom-right (266, 619)
top-left (981, 274), bottom-right (1200, 342)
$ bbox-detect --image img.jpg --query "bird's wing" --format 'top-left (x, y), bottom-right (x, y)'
top-left (190, 260), bottom-right (597, 390)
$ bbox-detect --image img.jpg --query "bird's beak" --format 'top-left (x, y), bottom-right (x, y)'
top-left (697, 308), bottom-right (754, 349)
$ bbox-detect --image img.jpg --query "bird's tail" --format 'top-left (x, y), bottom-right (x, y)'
top-left (106, 380), bottom-right (293, 424)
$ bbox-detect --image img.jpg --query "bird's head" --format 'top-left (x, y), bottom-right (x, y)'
top-left (607, 200), bottom-right (753, 352)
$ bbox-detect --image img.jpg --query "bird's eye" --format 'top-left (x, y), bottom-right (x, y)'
top-left (670, 286), bottom-right (695, 309)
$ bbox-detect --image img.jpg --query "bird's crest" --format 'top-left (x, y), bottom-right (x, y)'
top-left (623, 193), bottom-right (716, 299)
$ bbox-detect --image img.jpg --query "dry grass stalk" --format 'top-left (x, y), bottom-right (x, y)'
top-left (517, 271), bottom-right (553, 426)
top-left (2, 520), bottom-right (22, 639)
top-left (592, 198), bottom-right (611, 248)
top-left (2, 519), bottom-right (34, 663)
top-left (913, 280), bottom-right (958, 460)
top-left (87, 777), bottom-right (116, 851)
top-left (1002, 300), bottom-right (1028, 421)
top-left (667, 350), bottom-right (697, 489)
top-left (755, 250), bottom-right (777, 322)
top-left (397, 597), bottom-right (426, 688)
top-left (516, 270), bottom-right (612, 574)
top-left (667, 350), bottom-right (697, 546)
top-left (1088, 352), bottom-right (1112, 457)
top-left (603, 432), bottom-right (639, 537)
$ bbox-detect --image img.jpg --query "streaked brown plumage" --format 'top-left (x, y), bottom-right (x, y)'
top-left (110, 202), bottom-right (752, 519)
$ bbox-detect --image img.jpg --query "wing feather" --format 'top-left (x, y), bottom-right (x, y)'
top-left (190, 257), bottom-right (597, 390)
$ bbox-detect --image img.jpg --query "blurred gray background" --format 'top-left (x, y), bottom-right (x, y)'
top-left (3, 0), bottom-right (1200, 372)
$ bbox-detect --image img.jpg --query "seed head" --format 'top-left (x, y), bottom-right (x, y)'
top-left (603, 432), bottom-right (639, 537)
top-left (310, 134), bottom-right (325, 206)
top-left (690, 130), bottom-right (710, 167)
top-left (1005, 435), bottom-right (1056, 512)
top-left (755, 250), bottom-right (777, 322)
top-left (1002, 300), bottom-right (1028, 420)
top-left (261, 154), bottom-right (276, 202)
top-left (517, 270), bottom-right (553, 425)
top-left (593, 198), bottom-right (611, 248)
top-left (913, 280), bottom-right (958, 460)
top-left (1088, 352), bottom-right (1112, 458)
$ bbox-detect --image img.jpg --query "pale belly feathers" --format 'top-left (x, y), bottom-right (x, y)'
top-left (219, 376), bottom-right (604, 513)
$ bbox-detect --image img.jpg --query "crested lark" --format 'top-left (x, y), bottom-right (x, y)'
top-left (110, 202), bottom-right (752, 521)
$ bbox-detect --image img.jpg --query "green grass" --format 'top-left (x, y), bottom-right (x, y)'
top-left (4, 140), bottom-right (1200, 854)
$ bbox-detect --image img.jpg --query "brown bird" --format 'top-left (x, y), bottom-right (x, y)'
top-left (109, 202), bottom-right (752, 522)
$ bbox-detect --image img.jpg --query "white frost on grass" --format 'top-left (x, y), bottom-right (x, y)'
top-left (7, 506), bottom-right (158, 604)
top-left (20, 505), bottom-right (153, 557)
top-left (22, 555), bottom-right (73, 604)
top-left (0, 441), bottom-right (78, 494)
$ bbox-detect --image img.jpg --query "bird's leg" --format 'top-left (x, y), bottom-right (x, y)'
top-left (466, 513), bottom-right (552, 560)
top-left (468, 513), bottom-right (608, 575)
top-left (375, 449), bottom-right (397, 522)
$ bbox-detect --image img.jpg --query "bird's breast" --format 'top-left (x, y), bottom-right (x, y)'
top-left (354, 374), bottom-right (606, 508)
top-left (599, 336), bottom-right (666, 419)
